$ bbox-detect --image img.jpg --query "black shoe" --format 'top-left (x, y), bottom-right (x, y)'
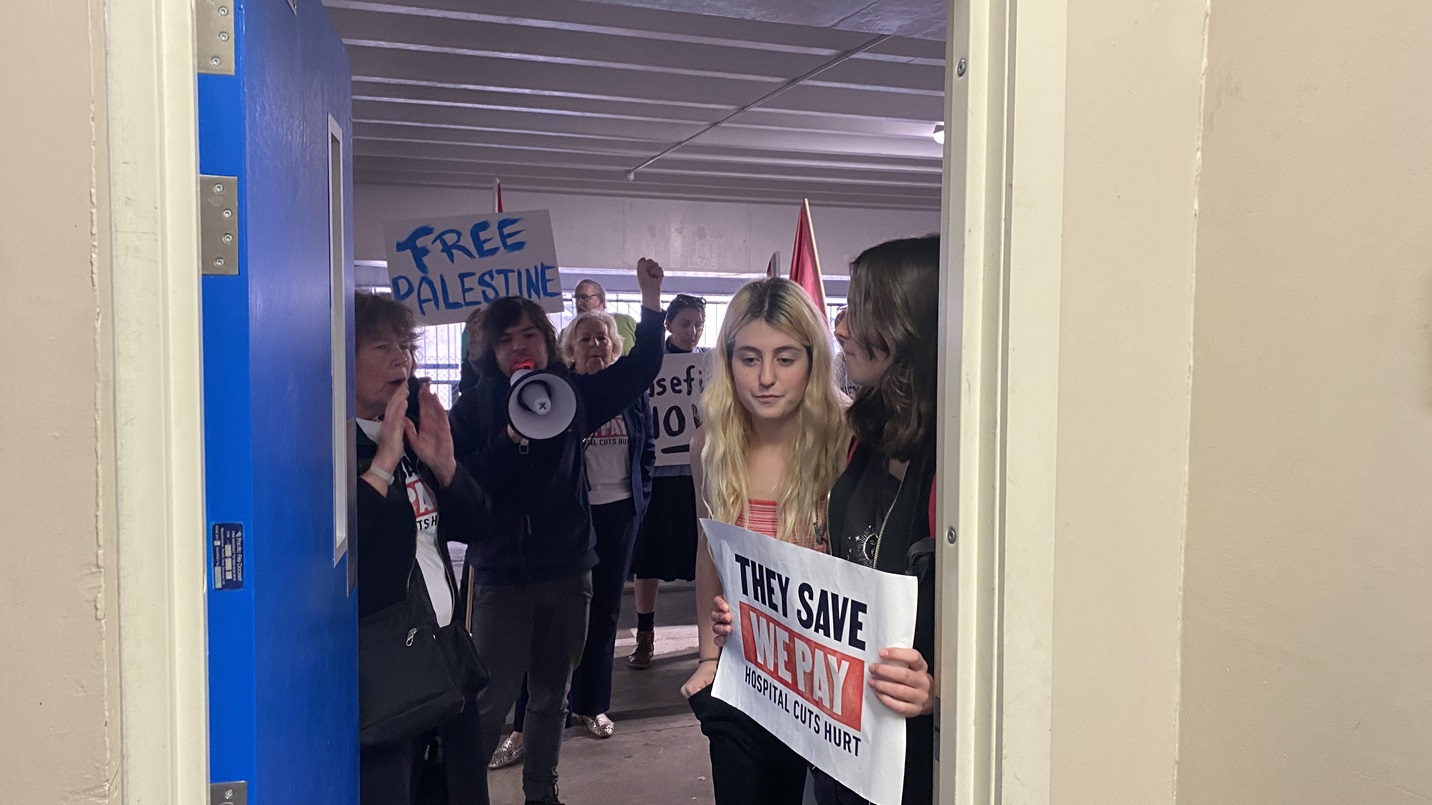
top-left (525, 785), bottom-right (565, 805)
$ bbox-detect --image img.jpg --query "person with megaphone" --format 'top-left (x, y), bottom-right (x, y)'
top-left (490, 308), bottom-right (658, 771)
top-left (449, 258), bottom-right (667, 805)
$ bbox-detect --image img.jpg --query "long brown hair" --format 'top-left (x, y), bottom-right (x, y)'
top-left (845, 235), bottom-right (940, 460)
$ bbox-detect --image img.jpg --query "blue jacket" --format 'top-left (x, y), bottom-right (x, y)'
top-left (449, 306), bottom-right (665, 585)
top-left (615, 392), bottom-right (656, 523)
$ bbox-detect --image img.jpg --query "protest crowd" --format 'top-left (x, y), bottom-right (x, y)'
top-left (356, 228), bottom-right (941, 805)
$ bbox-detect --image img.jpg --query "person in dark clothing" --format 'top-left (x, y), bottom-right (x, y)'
top-left (820, 235), bottom-right (941, 805)
top-left (627, 292), bottom-right (707, 668)
top-left (492, 310), bottom-right (657, 769)
top-left (353, 291), bottom-right (493, 805)
top-left (448, 259), bottom-right (667, 805)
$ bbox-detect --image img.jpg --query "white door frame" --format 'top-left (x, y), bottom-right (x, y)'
top-left (104, 0), bottom-right (1063, 800)
top-left (945, 0), bottom-right (1068, 802)
top-left (107, 0), bottom-right (211, 799)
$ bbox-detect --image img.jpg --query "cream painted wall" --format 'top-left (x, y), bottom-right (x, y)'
top-left (1177, 2), bottom-right (1432, 802)
top-left (354, 183), bottom-right (940, 276)
top-left (0, 0), bottom-right (121, 801)
top-left (1048, 0), bottom-right (1205, 802)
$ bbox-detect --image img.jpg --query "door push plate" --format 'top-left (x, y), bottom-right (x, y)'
top-left (210, 781), bottom-right (247, 805)
top-left (200, 175), bottom-right (239, 276)
top-left (196, 0), bottom-right (236, 75)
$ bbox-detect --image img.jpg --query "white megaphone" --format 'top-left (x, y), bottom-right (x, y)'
top-left (506, 358), bottom-right (578, 440)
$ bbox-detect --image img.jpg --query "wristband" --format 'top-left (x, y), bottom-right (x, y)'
top-left (367, 463), bottom-right (395, 485)
top-left (698, 657), bottom-right (720, 664)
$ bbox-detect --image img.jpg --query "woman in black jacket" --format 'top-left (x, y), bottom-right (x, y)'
top-left (818, 235), bottom-right (941, 805)
top-left (448, 259), bottom-right (666, 805)
top-left (354, 292), bottom-right (493, 805)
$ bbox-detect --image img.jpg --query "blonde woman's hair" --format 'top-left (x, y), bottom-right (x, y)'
top-left (700, 278), bottom-right (849, 543)
top-left (560, 310), bottom-right (623, 366)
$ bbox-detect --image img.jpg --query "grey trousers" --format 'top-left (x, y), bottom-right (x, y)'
top-left (470, 570), bottom-right (593, 801)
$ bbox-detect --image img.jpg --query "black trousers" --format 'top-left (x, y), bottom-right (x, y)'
top-left (359, 690), bottom-right (488, 805)
top-left (688, 686), bottom-right (808, 805)
top-left (514, 499), bottom-right (639, 729)
top-left (811, 770), bottom-right (871, 805)
top-left (470, 571), bottom-right (593, 802)
top-left (810, 714), bottom-right (935, 805)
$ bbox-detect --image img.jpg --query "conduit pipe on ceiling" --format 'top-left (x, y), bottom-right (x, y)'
top-left (624, 32), bottom-right (894, 179)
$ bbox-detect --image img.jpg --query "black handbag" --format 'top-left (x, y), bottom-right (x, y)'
top-left (358, 561), bottom-right (488, 747)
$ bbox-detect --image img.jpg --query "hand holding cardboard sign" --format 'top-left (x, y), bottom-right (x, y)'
top-left (711, 594), bottom-right (734, 648)
top-left (867, 647), bottom-right (935, 718)
top-left (636, 257), bottom-right (664, 311)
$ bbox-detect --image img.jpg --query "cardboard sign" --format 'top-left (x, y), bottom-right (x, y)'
top-left (384, 209), bottom-right (564, 326)
top-left (650, 352), bottom-right (710, 467)
top-left (704, 518), bottom-right (918, 805)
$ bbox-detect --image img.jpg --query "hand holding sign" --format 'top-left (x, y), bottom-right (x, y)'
top-left (712, 594), bottom-right (734, 648)
top-left (703, 518), bottom-right (917, 805)
top-left (868, 648), bottom-right (934, 718)
top-left (636, 257), bottom-right (664, 310)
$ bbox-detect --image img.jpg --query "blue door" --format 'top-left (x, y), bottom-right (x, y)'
top-left (199, 0), bottom-right (357, 801)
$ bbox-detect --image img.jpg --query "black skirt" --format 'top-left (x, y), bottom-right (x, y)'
top-left (630, 475), bottom-right (698, 581)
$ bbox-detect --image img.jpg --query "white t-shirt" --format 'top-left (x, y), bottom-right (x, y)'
top-left (585, 414), bottom-right (632, 506)
top-left (359, 419), bottom-right (454, 627)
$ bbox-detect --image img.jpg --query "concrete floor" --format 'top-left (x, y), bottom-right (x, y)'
top-left (486, 582), bottom-right (718, 805)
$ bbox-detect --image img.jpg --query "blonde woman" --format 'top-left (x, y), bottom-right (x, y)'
top-left (681, 278), bottom-right (849, 805)
top-left (711, 238), bottom-right (943, 805)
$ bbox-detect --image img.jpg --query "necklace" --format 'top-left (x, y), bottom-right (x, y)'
top-left (848, 466), bottom-right (909, 568)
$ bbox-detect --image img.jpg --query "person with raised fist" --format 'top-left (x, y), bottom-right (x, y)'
top-left (448, 258), bottom-right (667, 805)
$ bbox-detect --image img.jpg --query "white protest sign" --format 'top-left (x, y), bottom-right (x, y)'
top-left (703, 518), bottom-right (918, 805)
top-left (384, 209), bottom-right (564, 326)
top-left (649, 352), bottom-right (710, 467)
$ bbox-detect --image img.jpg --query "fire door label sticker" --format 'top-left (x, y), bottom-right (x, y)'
top-left (212, 523), bottom-right (244, 591)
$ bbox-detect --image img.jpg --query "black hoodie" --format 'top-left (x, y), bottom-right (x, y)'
top-left (448, 306), bottom-right (664, 585)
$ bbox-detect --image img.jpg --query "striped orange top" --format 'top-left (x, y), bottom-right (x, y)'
top-left (736, 499), bottom-right (825, 553)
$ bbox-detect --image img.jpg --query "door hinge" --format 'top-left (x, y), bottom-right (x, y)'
top-left (200, 175), bottom-right (239, 276)
top-left (210, 781), bottom-right (247, 805)
top-left (196, 0), bottom-right (236, 75)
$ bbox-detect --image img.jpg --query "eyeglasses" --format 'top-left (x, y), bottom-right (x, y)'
top-left (571, 293), bottom-right (602, 303)
top-left (671, 294), bottom-right (707, 308)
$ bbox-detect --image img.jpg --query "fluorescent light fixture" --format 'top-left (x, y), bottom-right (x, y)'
top-left (933, 123), bottom-right (945, 144)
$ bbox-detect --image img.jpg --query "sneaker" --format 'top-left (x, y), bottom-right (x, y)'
top-left (627, 630), bottom-right (654, 669)
top-left (577, 712), bottom-right (615, 739)
top-left (488, 733), bottom-right (524, 770)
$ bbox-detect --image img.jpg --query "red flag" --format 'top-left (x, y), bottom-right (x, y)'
top-left (495, 178), bottom-right (504, 213)
top-left (788, 199), bottom-right (826, 311)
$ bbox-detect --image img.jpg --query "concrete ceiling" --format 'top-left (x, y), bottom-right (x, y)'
top-left (325, 0), bottom-right (947, 211)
